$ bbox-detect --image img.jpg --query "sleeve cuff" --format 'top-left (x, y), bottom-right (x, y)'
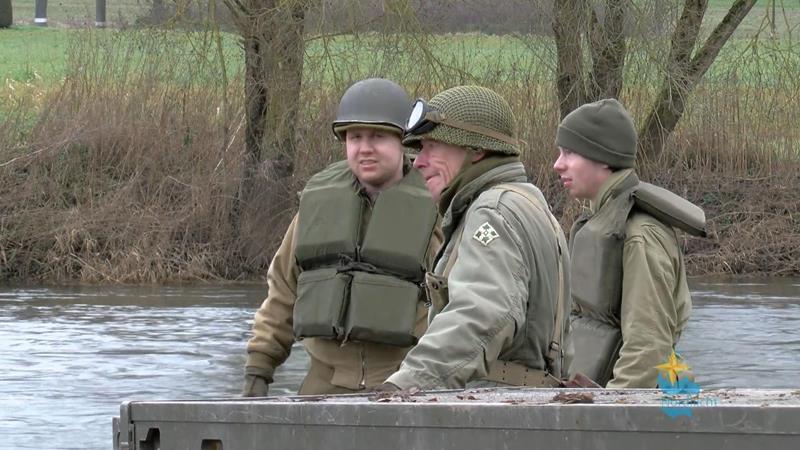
top-left (245, 353), bottom-right (276, 382)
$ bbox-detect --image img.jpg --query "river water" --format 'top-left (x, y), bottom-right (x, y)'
top-left (1, 278), bottom-right (798, 450)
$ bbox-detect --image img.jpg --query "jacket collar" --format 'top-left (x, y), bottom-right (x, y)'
top-left (590, 168), bottom-right (638, 214)
top-left (442, 161), bottom-right (528, 235)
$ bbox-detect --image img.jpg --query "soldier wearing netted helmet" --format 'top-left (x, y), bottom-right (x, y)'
top-left (381, 85), bottom-right (571, 390)
top-left (242, 78), bottom-right (440, 396)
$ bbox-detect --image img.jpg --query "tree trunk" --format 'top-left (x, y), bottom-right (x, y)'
top-left (639, 0), bottom-right (757, 160)
top-left (586, 0), bottom-right (628, 101)
top-left (224, 0), bottom-right (309, 262)
top-left (552, 0), bottom-right (629, 118)
top-left (553, 0), bottom-right (588, 119)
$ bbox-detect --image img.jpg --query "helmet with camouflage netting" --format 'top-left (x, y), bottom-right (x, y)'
top-left (403, 85), bottom-right (520, 155)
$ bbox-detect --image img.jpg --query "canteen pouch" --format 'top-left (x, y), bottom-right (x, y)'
top-left (633, 182), bottom-right (707, 237)
top-left (344, 272), bottom-right (420, 347)
top-left (293, 268), bottom-right (350, 340)
top-left (568, 316), bottom-right (623, 386)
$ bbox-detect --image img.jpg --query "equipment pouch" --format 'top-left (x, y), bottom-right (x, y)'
top-left (568, 316), bottom-right (623, 386)
top-left (293, 268), bottom-right (350, 340)
top-left (634, 182), bottom-right (706, 237)
top-left (360, 186), bottom-right (437, 279)
top-left (345, 272), bottom-right (420, 347)
top-left (424, 271), bottom-right (449, 315)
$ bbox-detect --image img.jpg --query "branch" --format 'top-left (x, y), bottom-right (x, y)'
top-left (666, 0), bottom-right (708, 73)
top-left (688, 0), bottom-right (758, 82)
top-left (638, 0), bottom-right (758, 160)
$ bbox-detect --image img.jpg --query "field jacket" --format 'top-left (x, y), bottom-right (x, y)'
top-left (387, 162), bottom-right (571, 389)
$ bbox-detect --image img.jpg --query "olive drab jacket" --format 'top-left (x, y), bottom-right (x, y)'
top-left (245, 160), bottom-right (441, 394)
top-left (386, 162), bottom-right (571, 390)
top-left (568, 169), bottom-right (694, 388)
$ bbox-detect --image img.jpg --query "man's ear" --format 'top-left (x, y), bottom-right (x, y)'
top-left (472, 150), bottom-right (487, 162)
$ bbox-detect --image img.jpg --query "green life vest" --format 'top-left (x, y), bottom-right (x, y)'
top-left (292, 160), bottom-right (438, 347)
top-left (568, 172), bottom-right (706, 385)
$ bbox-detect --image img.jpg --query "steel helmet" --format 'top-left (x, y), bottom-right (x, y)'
top-left (332, 78), bottom-right (411, 140)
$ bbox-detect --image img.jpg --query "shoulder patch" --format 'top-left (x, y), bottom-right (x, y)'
top-left (472, 222), bottom-right (500, 246)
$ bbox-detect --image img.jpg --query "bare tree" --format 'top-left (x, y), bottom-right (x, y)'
top-left (639, 0), bottom-right (757, 160)
top-left (551, 0), bottom-right (758, 159)
top-left (223, 0), bottom-right (310, 235)
top-left (552, 0), bottom-right (628, 119)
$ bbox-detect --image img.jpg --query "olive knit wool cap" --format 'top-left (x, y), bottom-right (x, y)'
top-left (403, 85), bottom-right (520, 155)
top-left (556, 98), bottom-right (637, 169)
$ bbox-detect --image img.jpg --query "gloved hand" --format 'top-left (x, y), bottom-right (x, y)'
top-left (372, 382), bottom-right (401, 392)
top-left (242, 374), bottom-right (270, 397)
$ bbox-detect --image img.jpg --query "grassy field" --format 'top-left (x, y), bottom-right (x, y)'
top-left (0, 25), bottom-right (243, 85)
top-left (3, 0), bottom-right (798, 88)
top-left (1, 26), bottom-right (74, 83)
top-left (3, 23), bottom-right (799, 88)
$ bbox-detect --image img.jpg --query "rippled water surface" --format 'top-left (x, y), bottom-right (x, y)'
top-left (1, 279), bottom-right (798, 449)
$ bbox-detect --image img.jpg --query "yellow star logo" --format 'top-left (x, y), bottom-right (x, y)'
top-left (655, 351), bottom-right (689, 385)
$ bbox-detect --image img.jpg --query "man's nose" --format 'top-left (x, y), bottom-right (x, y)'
top-left (413, 151), bottom-right (428, 168)
top-left (360, 138), bottom-right (375, 152)
top-left (553, 155), bottom-right (565, 172)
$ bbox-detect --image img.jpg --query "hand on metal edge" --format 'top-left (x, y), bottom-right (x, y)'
top-left (242, 374), bottom-right (270, 397)
top-left (561, 372), bottom-right (602, 388)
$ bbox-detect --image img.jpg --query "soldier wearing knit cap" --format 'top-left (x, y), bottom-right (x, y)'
top-left (554, 98), bottom-right (703, 388)
top-left (378, 85), bottom-right (571, 391)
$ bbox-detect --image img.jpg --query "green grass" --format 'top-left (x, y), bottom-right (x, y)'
top-left (0, 25), bottom-right (72, 82)
top-left (0, 25), bottom-right (244, 85)
top-left (706, 0), bottom-right (800, 37)
top-left (1, 0), bottom-right (798, 92)
top-left (2, 25), bottom-right (798, 92)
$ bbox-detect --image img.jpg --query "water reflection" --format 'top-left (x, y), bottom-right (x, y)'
top-left (0, 279), bottom-right (798, 450)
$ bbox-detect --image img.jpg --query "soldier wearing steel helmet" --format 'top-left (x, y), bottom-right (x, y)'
top-left (242, 78), bottom-right (440, 396)
top-left (381, 85), bottom-right (571, 390)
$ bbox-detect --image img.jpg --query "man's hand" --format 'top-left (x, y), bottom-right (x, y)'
top-left (562, 372), bottom-right (602, 388)
top-left (242, 374), bottom-right (270, 397)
